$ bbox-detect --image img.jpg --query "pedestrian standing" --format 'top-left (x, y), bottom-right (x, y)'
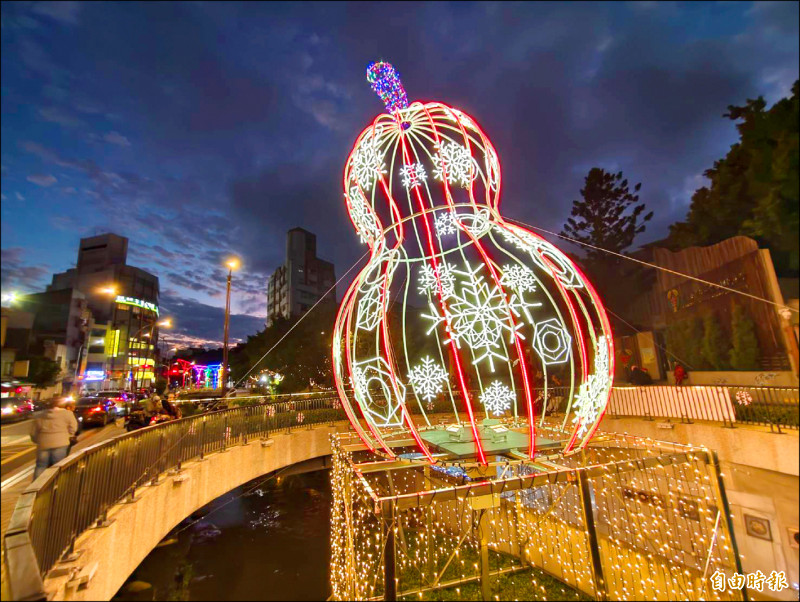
top-left (62, 398), bottom-right (81, 454)
top-left (674, 363), bottom-right (687, 386)
top-left (31, 398), bottom-right (78, 479)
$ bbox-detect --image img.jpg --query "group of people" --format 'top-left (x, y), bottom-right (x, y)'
top-left (137, 392), bottom-right (182, 424)
top-left (30, 391), bottom-right (183, 480)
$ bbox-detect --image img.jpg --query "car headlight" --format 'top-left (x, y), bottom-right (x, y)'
top-left (1, 406), bottom-right (14, 415)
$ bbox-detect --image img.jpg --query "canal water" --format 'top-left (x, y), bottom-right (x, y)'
top-left (114, 470), bottom-right (331, 601)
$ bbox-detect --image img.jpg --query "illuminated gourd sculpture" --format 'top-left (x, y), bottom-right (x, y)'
top-left (332, 62), bottom-right (614, 464)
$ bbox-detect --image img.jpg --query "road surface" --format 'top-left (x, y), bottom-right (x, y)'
top-left (1, 414), bottom-right (124, 481)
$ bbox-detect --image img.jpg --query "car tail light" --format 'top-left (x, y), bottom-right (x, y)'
top-left (90, 406), bottom-right (104, 413)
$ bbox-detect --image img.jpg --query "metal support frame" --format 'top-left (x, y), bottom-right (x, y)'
top-left (577, 469), bottom-right (607, 601)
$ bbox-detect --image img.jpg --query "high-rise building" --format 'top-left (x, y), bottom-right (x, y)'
top-left (48, 233), bottom-right (160, 390)
top-left (266, 228), bottom-right (336, 326)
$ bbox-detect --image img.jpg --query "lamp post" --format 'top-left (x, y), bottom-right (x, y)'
top-left (97, 285), bottom-right (118, 390)
top-left (221, 258), bottom-right (239, 395)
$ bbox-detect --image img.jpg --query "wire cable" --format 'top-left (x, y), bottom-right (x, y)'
top-left (233, 250), bottom-right (369, 388)
top-left (505, 217), bottom-right (798, 314)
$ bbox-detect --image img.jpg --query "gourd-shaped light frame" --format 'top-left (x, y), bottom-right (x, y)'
top-left (333, 62), bottom-right (614, 465)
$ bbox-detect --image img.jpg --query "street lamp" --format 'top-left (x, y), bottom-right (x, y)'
top-left (221, 257), bottom-right (240, 394)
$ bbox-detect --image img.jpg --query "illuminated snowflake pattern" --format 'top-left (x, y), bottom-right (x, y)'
top-left (351, 357), bottom-right (406, 428)
top-left (408, 356), bottom-right (448, 402)
top-left (435, 211), bottom-right (457, 236)
top-left (735, 390), bottom-right (753, 406)
top-left (500, 264), bottom-right (538, 293)
top-left (418, 262), bottom-right (456, 297)
top-left (356, 249), bottom-right (399, 331)
top-left (572, 337), bottom-right (611, 436)
top-left (399, 162), bottom-right (427, 189)
top-left (481, 381), bottom-right (515, 416)
top-left (350, 135), bottom-right (386, 191)
top-left (422, 265), bottom-right (537, 371)
top-left (456, 208), bottom-right (491, 237)
top-left (532, 319), bottom-right (571, 365)
top-left (495, 225), bottom-right (583, 289)
top-left (433, 141), bottom-right (477, 188)
top-left (347, 186), bottom-right (382, 244)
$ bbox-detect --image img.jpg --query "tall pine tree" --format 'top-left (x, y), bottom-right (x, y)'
top-left (562, 168), bottom-right (653, 263)
top-left (561, 168), bottom-right (654, 311)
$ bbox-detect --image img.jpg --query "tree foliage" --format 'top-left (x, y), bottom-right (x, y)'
top-left (729, 304), bottom-right (760, 371)
top-left (664, 317), bottom-right (708, 371)
top-left (27, 356), bottom-right (61, 388)
top-left (560, 168), bottom-right (654, 320)
top-left (229, 305), bottom-right (338, 393)
top-left (701, 313), bottom-right (730, 371)
top-left (669, 81), bottom-right (799, 273)
top-left (562, 168), bottom-right (653, 262)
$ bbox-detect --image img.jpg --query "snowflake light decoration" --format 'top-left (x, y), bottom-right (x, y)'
top-left (350, 134), bottom-right (386, 191)
top-left (418, 262), bottom-right (455, 297)
top-left (532, 319), bottom-right (572, 365)
top-left (433, 141), bottom-right (477, 188)
top-left (500, 264), bottom-right (538, 293)
top-left (481, 381), bottom-right (515, 416)
top-left (495, 225), bottom-right (583, 289)
top-left (351, 357), bottom-right (406, 428)
top-left (400, 162), bottom-right (427, 189)
top-left (735, 390), bottom-right (753, 406)
top-left (347, 186), bottom-right (382, 244)
top-left (572, 337), bottom-right (610, 436)
top-left (408, 356), bottom-right (448, 402)
top-left (423, 265), bottom-right (535, 371)
top-left (455, 208), bottom-right (491, 237)
top-left (356, 249), bottom-right (399, 331)
top-left (435, 211), bottom-right (457, 236)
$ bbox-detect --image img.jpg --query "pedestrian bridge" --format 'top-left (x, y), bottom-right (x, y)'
top-left (3, 399), bottom-right (350, 602)
top-left (3, 386), bottom-right (798, 601)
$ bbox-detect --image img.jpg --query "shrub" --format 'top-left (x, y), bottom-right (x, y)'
top-left (729, 304), bottom-right (760, 370)
top-left (701, 313), bottom-right (731, 370)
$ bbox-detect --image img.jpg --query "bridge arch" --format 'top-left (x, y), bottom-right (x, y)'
top-left (4, 400), bottom-right (348, 602)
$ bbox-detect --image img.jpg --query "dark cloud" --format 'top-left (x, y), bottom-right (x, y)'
top-left (160, 293), bottom-right (265, 347)
top-left (0, 248), bottom-right (51, 292)
top-left (1, 1), bottom-right (798, 345)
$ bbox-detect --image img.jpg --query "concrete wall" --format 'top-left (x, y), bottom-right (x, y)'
top-left (600, 417), bottom-right (799, 600)
top-left (43, 423), bottom-right (349, 602)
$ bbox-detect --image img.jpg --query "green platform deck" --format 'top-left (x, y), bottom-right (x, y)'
top-left (419, 421), bottom-right (561, 459)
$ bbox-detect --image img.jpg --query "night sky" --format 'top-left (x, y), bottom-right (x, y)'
top-left (2, 1), bottom-right (798, 347)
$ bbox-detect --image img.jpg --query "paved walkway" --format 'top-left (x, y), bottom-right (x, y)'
top-left (1, 421), bottom-right (125, 599)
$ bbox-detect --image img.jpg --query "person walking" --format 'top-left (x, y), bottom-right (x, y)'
top-left (31, 398), bottom-right (78, 479)
top-left (62, 398), bottom-right (81, 454)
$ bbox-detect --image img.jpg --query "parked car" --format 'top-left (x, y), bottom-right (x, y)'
top-left (74, 397), bottom-right (118, 426)
top-left (94, 390), bottom-right (132, 416)
top-left (0, 396), bottom-right (33, 422)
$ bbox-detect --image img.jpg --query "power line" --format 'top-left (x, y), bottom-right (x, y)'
top-left (233, 250), bottom-right (369, 387)
top-left (506, 217), bottom-right (798, 314)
